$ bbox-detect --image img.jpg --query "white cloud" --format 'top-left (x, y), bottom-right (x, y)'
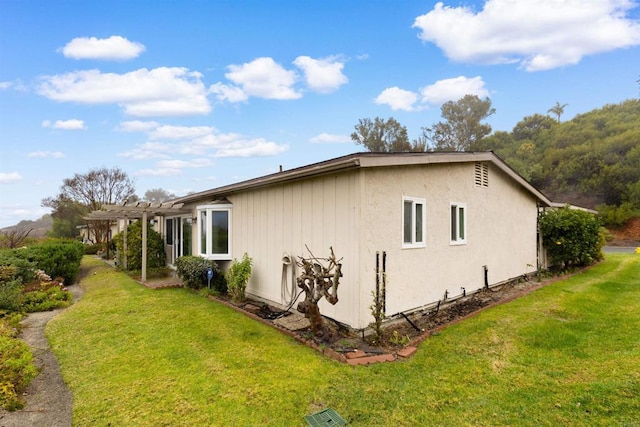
top-left (413, 0), bottom-right (640, 71)
top-left (293, 55), bottom-right (348, 94)
top-left (420, 76), bottom-right (489, 105)
top-left (44, 119), bottom-right (86, 130)
top-left (149, 125), bottom-right (215, 140)
top-left (209, 83), bottom-right (249, 103)
top-left (37, 67), bottom-right (210, 117)
top-left (214, 139), bottom-right (289, 157)
top-left (156, 158), bottom-right (214, 169)
top-left (374, 87), bottom-right (419, 111)
top-left (116, 120), bottom-right (159, 132)
top-left (0, 81), bottom-right (12, 90)
top-left (135, 168), bottom-right (182, 177)
top-left (59, 35), bottom-right (145, 60)
top-left (310, 133), bottom-right (351, 144)
top-left (118, 142), bottom-right (173, 160)
top-left (27, 151), bottom-right (65, 158)
top-left (118, 124), bottom-right (289, 160)
top-left (0, 172), bottom-right (22, 183)
top-left (222, 57), bottom-right (301, 100)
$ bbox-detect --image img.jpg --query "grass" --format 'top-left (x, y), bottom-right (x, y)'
top-left (47, 254), bottom-right (640, 426)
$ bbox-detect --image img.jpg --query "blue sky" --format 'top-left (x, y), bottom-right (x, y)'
top-left (1, 0), bottom-right (639, 228)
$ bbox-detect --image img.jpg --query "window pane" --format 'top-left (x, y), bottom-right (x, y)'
top-left (403, 201), bottom-right (413, 243)
top-left (451, 205), bottom-right (457, 241)
top-left (415, 203), bottom-right (423, 243)
top-left (166, 218), bottom-right (173, 245)
top-left (212, 210), bottom-right (229, 254)
top-left (182, 218), bottom-right (192, 256)
top-left (459, 207), bottom-right (465, 239)
top-left (200, 211), bottom-right (207, 253)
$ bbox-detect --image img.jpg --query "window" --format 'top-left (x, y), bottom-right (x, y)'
top-left (197, 203), bottom-right (232, 259)
top-left (402, 197), bottom-right (426, 248)
top-left (450, 203), bottom-right (466, 244)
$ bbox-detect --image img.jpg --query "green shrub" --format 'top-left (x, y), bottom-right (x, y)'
top-left (0, 313), bottom-right (22, 338)
top-left (22, 283), bottom-right (72, 313)
top-left (0, 335), bottom-right (37, 411)
top-left (83, 242), bottom-right (105, 255)
top-left (112, 221), bottom-right (166, 271)
top-left (175, 256), bottom-right (226, 292)
top-left (0, 250), bottom-right (35, 284)
top-left (597, 202), bottom-right (638, 228)
top-left (0, 280), bottom-right (23, 312)
top-left (12, 240), bottom-right (84, 285)
top-left (227, 253), bottom-right (252, 303)
top-left (539, 206), bottom-right (604, 269)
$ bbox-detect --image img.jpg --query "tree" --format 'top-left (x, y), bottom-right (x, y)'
top-left (351, 117), bottom-right (413, 152)
top-left (42, 167), bottom-right (135, 243)
top-left (548, 101), bottom-right (568, 123)
top-left (0, 228), bottom-right (33, 249)
top-left (423, 95), bottom-right (496, 151)
top-left (296, 247), bottom-right (342, 337)
top-left (512, 113), bottom-right (557, 141)
top-left (143, 188), bottom-right (176, 203)
top-left (45, 196), bottom-right (86, 239)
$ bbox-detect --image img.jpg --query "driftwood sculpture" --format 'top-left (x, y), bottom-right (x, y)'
top-left (295, 246), bottom-right (343, 336)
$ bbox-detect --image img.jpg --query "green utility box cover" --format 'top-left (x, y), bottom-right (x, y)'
top-left (305, 408), bottom-right (346, 426)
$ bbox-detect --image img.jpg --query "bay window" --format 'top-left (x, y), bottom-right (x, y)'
top-left (197, 203), bottom-right (232, 259)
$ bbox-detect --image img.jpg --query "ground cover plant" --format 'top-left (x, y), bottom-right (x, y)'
top-left (48, 254), bottom-right (639, 426)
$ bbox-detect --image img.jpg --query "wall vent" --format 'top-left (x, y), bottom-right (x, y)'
top-left (475, 162), bottom-right (489, 187)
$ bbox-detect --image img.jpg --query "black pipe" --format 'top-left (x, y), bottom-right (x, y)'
top-left (375, 252), bottom-right (380, 306)
top-left (400, 312), bottom-right (422, 332)
top-left (484, 265), bottom-right (489, 289)
top-left (382, 251), bottom-right (386, 315)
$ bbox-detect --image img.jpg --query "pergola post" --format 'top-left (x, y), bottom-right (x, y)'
top-left (142, 211), bottom-right (148, 282)
top-left (123, 219), bottom-right (128, 270)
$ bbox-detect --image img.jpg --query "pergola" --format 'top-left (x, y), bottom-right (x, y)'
top-left (84, 201), bottom-right (191, 282)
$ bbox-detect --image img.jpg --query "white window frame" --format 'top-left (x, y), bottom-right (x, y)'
top-left (196, 203), bottom-right (232, 260)
top-left (450, 202), bottom-right (467, 245)
top-left (402, 196), bottom-right (426, 249)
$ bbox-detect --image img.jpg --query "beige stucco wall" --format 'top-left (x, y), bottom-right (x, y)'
top-left (359, 162), bottom-right (539, 325)
top-left (224, 172), bottom-right (363, 328)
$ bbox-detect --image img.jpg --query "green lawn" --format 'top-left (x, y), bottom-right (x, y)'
top-left (47, 254), bottom-right (640, 426)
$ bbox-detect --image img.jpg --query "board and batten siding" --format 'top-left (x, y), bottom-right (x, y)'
top-left (360, 162), bottom-right (539, 320)
top-left (227, 171), bottom-right (363, 328)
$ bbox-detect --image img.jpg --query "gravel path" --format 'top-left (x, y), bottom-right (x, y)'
top-left (0, 283), bottom-right (83, 427)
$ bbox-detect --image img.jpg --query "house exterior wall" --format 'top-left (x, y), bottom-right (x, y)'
top-left (221, 172), bottom-right (363, 328)
top-left (179, 157), bottom-right (542, 330)
top-left (359, 162), bottom-right (540, 322)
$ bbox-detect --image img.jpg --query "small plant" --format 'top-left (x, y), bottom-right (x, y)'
top-left (388, 330), bottom-right (410, 347)
top-left (0, 335), bottom-right (38, 410)
top-left (227, 253), bottom-right (252, 303)
top-left (369, 290), bottom-right (385, 344)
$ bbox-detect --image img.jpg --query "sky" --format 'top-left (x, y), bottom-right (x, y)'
top-left (1, 0), bottom-right (639, 229)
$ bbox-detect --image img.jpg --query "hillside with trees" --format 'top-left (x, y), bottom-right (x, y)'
top-left (471, 99), bottom-right (640, 223)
